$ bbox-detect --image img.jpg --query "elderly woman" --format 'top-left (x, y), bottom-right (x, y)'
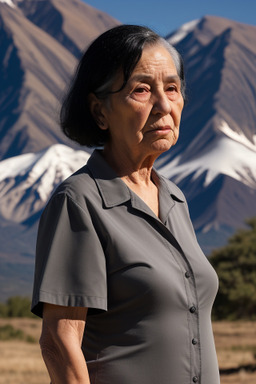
top-left (32, 25), bottom-right (220, 384)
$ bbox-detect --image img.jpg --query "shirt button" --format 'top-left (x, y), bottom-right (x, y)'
top-left (193, 376), bottom-right (199, 383)
top-left (190, 306), bottom-right (196, 313)
top-left (185, 271), bottom-right (191, 278)
top-left (192, 338), bottom-right (198, 345)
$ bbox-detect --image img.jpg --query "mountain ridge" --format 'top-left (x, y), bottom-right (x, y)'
top-left (156, 14), bottom-right (256, 246)
top-left (0, 0), bottom-right (119, 160)
top-left (16, 0), bottom-right (120, 58)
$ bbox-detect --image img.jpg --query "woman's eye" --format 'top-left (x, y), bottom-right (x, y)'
top-left (130, 86), bottom-right (151, 100)
top-left (167, 85), bottom-right (177, 92)
top-left (134, 87), bottom-right (149, 94)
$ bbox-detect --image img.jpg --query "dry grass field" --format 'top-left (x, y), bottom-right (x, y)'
top-left (213, 321), bottom-right (256, 384)
top-left (0, 318), bottom-right (48, 384)
top-left (0, 318), bottom-right (255, 384)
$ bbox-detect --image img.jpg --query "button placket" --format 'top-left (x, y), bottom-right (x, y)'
top-left (185, 271), bottom-right (201, 384)
top-left (153, 218), bottom-right (202, 383)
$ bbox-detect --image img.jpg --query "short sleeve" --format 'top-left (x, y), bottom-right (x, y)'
top-left (31, 192), bottom-right (107, 318)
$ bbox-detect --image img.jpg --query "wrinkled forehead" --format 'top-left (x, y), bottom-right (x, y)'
top-left (133, 44), bottom-right (178, 75)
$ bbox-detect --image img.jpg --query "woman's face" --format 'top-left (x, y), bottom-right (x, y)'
top-left (99, 44), bottom-right (184, 161)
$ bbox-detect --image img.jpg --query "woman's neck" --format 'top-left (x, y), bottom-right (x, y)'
top-left (102, 144), bottom-right (158, 187)
top-left (102, 145), bottom-right (160, 218)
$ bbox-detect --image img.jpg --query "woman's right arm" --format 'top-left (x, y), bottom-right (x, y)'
top-left (40, 303), bottom-right (90, 384)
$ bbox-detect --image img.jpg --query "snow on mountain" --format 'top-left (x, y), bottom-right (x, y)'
top-left (218, 121), bottom-right (256, 151)
top-left (159, 120), bottom-right (256, 188)
top-left (0, 144), bottom-right (90, 224)
top-left (167, 19), bottom-right (200, 45)
top-left (0, 0), bottom-right (15, 8)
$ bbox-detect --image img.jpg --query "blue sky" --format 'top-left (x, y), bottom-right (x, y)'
top-left (83, 0), bottom-right (256, 36)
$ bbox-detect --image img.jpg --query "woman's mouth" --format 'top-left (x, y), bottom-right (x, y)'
top-left (147, 126), bottom-right (173, 135)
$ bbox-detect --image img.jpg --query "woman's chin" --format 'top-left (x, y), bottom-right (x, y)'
top-left (150, 138), bottom-right (177, 154)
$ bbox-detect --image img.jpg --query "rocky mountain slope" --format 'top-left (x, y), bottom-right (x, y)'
top-left (0, 0), bottom-right (119, 160)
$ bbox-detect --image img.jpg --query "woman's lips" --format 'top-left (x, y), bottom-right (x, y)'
top-left (147, 126), bottom-right (173, 135)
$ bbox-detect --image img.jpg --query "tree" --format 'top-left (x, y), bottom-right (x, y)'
top-left (210, 217), bottom-right (256, 320)
top-left (0, 296), bottom-right (36, 318)
top-left (6, 296), bottom-right (33, 317)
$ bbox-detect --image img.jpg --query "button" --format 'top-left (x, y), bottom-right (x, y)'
top-left (185, 271), bottom-right (191, 278)
top-left (193, 376), bottom-right (199, 383)
top-left (189, 306), bottom-right (196, 313)
top-left (192, 338), bottom-right (198, 345)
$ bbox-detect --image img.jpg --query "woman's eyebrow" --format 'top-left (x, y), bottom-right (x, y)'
top-left (130, 74), bottom-right (180, 83)
top-left (130, 74), bottom-right (154, 81)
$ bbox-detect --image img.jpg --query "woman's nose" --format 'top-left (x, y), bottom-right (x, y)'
top-left (151, 91), bottom-right (172, 115)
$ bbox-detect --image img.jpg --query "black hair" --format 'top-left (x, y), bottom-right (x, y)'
top-left (60, 25), bottom-right (186, 147)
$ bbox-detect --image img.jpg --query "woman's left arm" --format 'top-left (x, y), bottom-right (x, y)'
top-left (40, 303), bottom-right (90, 384)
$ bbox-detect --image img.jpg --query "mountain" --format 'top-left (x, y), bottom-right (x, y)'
top-left (0, 0), bottom-right (119, 160)
top-left (0, 0), bottom-right (119, 299)
top-left (0, 144), bottom-right (90, 300)
top-left (0, 144), bottom-right (90, 225)
top-left (17, 0), bottom-right (119, 58)
top-left (156, 15), bottom-right (256, 251)
top-left (0, 3), bottom-right (256, 299)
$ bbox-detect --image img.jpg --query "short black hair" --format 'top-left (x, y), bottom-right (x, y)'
top-left (60, 25), bottom-right (185, 147)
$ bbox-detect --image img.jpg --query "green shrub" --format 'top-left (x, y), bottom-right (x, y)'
top-left (0, 302), bottom-right (8, 317)
top-left (210, 217), bottom-right (256, 320)
top-left (0, 296), bottom-right (36, 318)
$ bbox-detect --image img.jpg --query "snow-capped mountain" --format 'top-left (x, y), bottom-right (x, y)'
top-left (0, 144), bottom-right (90, 300)
top-left (0, 2), bottom-right (256, 299)
top-left (155, 15), bottom-right (256, 250)
top-left (0, 144), bottom-right (90, 224)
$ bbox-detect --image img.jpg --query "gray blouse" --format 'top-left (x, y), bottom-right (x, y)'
top-left (32, 150), bottom-right (220, 384)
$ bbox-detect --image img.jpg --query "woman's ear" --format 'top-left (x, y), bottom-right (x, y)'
top-left (88, 93), bottom-right (108, 130)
